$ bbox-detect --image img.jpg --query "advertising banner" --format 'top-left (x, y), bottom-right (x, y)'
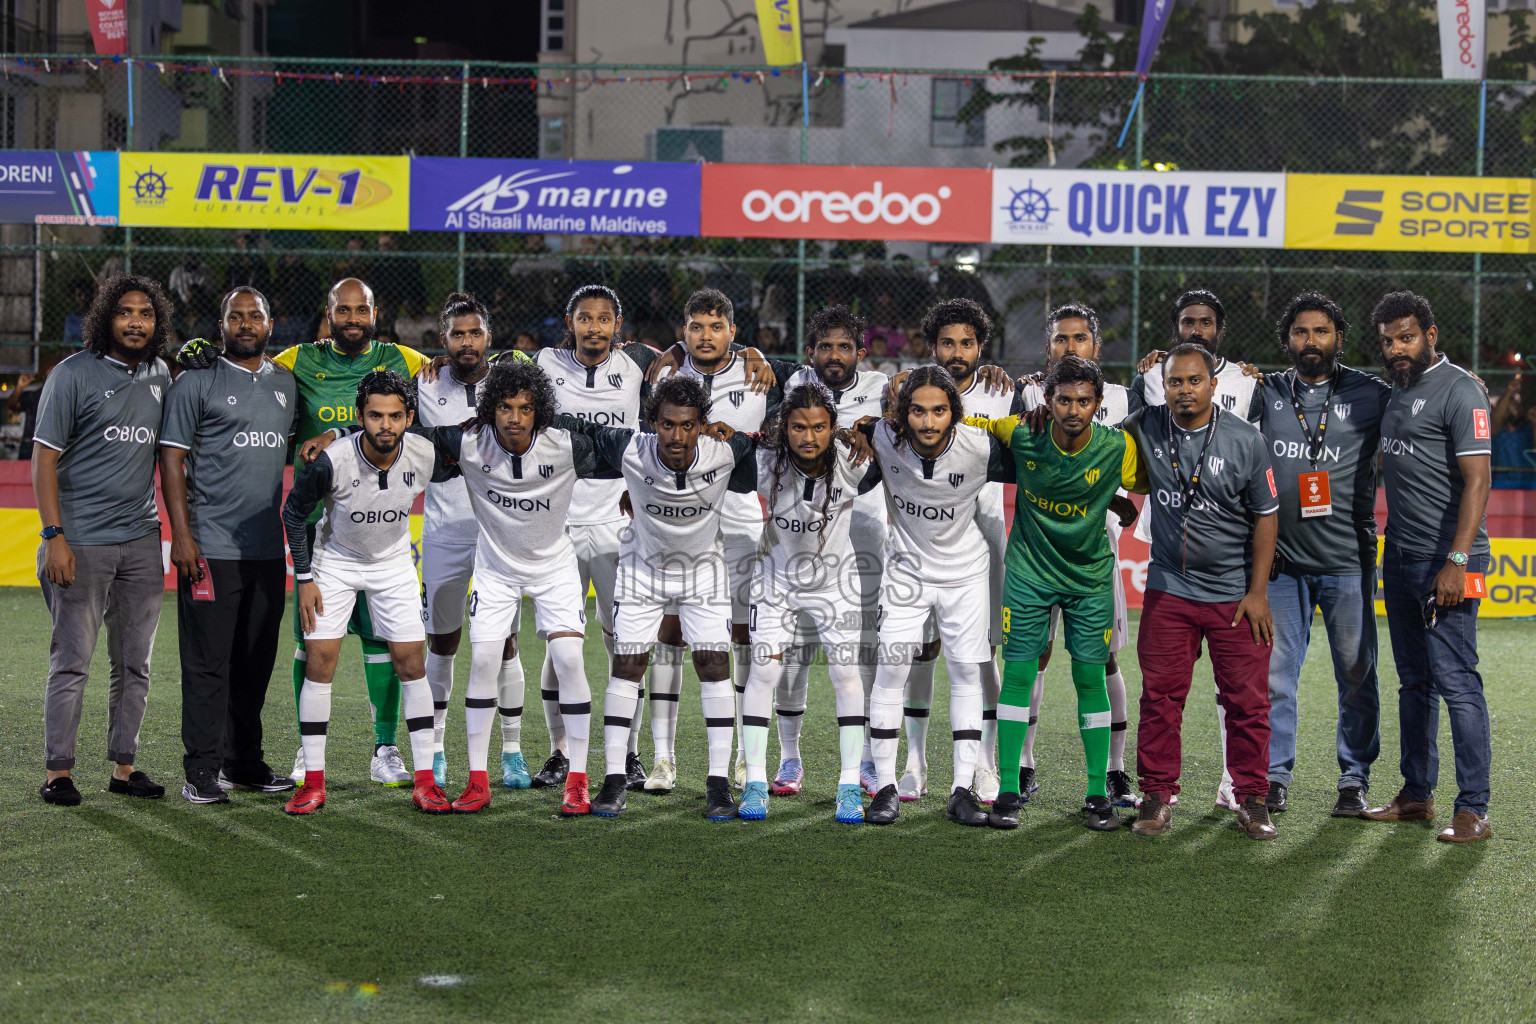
top-left (753, 0), bottom-right (804, 66)
top-left (702, 163), bottom-right (991, 242)
top-left (992, 169), bottom-right (1286, 248)
top-left (0, 151), bottom-right (118, 225)
top-left (118, 152), bottom-right (409, 231)
top-left (1437, 0), bottom-right (1486, 80)
top-left (1285, 173), bottom-right (1533, 253)
top-left (86, 0), bottom-right (128, 55)
top-left (410, 158), bottom-right (700, 236)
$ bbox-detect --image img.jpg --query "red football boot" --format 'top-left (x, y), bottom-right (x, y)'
top-left (412, 769), bottom-right (452, 814)
top-left (560, 772), bottom-right (591, 816)
top-left (284, 772), bottom-right (326, 815)
top-left (451, 770), bottom-right (492, 814)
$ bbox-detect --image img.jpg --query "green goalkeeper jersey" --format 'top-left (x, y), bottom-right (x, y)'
top-left (968, 415), bottom-right (1145, 597)
top-left (273, 339), bottom-right (430, 445)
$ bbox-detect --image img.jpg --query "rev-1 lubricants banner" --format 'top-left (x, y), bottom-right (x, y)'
top-left (1284, 174), bottom-right (1534, 253)
top-left (410, 158), bottom-right (700, 236)
top-left (992, 169), bottom-right (1286, 247)
top-left (118, 152), bottom-right (409, 230)
top-left (0, 151), bottom-right (118, 225)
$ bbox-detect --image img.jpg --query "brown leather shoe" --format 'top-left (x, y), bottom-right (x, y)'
top-left (1436, 810), bottom-right (1491, 843)
top-left (1234, 796), bottom-right (1278, 840)
top-left (1361, 790), bottom-right (1435, 821)
top-left (1131, 794), bottom-right (1172, 836)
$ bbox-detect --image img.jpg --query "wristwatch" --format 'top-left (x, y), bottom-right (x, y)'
top-left (39, 525), bottom-right (64, 540)
top-left (1448, 550), bottom-right (1469, 567)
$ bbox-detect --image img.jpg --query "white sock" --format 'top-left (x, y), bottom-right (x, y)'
top-left (538, 650), bottom-right (566, 756)
top-left (701, 677), bottom-right (735, 780)
top-left (742, 656), bottom-right (777, 785)
top-left (648, 642), bottom-right (685, 761)
top-left (775, 644), bottom-right (812, 761)
top-left (1216, 683), bottom-right (1233, 790)
top-left (298, 678), bottom-right (332, 774)
top-left (869, 662), bottom-right (906, 791)
top-left (466, 643), bottom-right (501, 774)
top-left (1021, 669), bottom-right (1047, 769)
top-left (903, 656), bottom-right (937, 772)
top-left (400, 676), bottom-right (435, 774)
top-left (498, 656), bottom-right (524, 754)
top-left (603, 676), bottom-right (642, 777)
top-left (980, 657), bottom-right (1000, 769)
top-left (547, 636), bottom-right (591, 776)
top-left (830, 662), bottom-right (866, 787)
top-left (948, 661), bottom-right (983, 792)
top-left (731, 641), bottom-right (751, 765)
top-left (426, 650), bottom-right (454, 755)
top-left (1107, 667), bottom-right (1128, 772)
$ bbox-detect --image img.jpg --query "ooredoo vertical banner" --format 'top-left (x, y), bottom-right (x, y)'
top-left (86, 0), bottom-right (128, 55)
top-left (1437, 0), bottom-right (1486, 80)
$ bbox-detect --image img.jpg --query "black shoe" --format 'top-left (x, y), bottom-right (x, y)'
top-left (40, 777), bottom-right (82, 806)
top-left (867, 784), bottom-right (901, 825)
top-left (1332, 786), bottom-right (1368, 818)
top-left (988, 791), bottom-right (1024, 829)
top-left (530, 752), bottom-right (569, 789)
top-left (1266, 781), bottom-right (1288, 813)
top-left (1082, 794), bottom-right (1121, 831)
top-left (218, 765), bottom-right (294, 793)
top-left (591, 773), bottom-right (627, 817)
top-left (704, 775), bottom-right (738, 821)
top-left (1106, 770), bottom-right (1136, 808)
top-left (182, 767), bottom-right (230, 804)
top-left (1018, 766), bottom-right (1038, 803)
top-left (946, 787), bottom-right (989, 827)
top-left (624, 752), bottom-right (648, 792)
top-left (108, 770), bottom-right (164, 799)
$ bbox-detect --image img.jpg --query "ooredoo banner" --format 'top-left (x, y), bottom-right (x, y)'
top-left (992, 169), bottom-right (1286, 248)
top-left (701, 163), bottom-right (991, 242)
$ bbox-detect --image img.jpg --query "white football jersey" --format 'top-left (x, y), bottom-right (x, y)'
top-left (785, 365), bottom-right (888, 524)
top-left (535, 346), bottom-right (646, 525)
top-left (296, 433), bottom-right (441, 576)
top-left (657, 352), bottom-right (770, 530)
top-left (618, 432), bottom-right (754, 573)
top-left (1021, 378), bottom-right (1131, 427)
top-left (415, 369), bottom-right (483, 537)
top-left (957, 376), bottom-right (1017, 564)
top-left (871, 420), bottom-right (1007, 588)
top-left (754, 442), bottom-right (879, 590)
top-left (1138, 356), bottom-right (1259, 418)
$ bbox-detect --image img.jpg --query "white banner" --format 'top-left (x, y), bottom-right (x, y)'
top-left (1438, 0), bottom-right (1486, 80)
top-left (991, 170), bottom-right (1286, 248)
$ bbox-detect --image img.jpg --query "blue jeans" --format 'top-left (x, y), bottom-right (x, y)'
top-left (1381, 547), bottom-right (1491, 817)
top-left (1266, 569), bottom-right (1379, 791)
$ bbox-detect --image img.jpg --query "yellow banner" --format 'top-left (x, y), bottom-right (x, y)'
top-left (1287, 173), bottom-right (1535, 253)
top-left (754, 0), bottom-right (803, 65)
top-left (118, 152), bottom-right (409, 231)
top-left (1371, 537), bottom-right (1536, 619)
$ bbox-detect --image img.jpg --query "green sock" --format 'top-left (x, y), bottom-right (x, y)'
top-left (292, 642), bottom-right (307, 725)
top-left (997, 659), bottom-right (1039, 795)
top-left (1071, 659), bottom-right (1111, 800)
top-left (361, 637), bottom-right (401, 747)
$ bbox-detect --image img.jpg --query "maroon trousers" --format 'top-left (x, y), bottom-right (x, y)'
top-left (1135, 588), bottom-right (1272, 802)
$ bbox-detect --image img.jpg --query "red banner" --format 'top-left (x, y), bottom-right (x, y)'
top-left (701, 163), bottom-right (991, 242)
top-left (86, 0), bottom-right (128, 56)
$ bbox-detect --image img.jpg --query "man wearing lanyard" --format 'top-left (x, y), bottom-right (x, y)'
top-left (1122, 344), bottom-right (1281, 839)
top-left (1249, 293), bottom-right (1390, 818)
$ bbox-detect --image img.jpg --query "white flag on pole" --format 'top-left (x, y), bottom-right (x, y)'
top-left (1438, 0), bottom-right (1486, 80)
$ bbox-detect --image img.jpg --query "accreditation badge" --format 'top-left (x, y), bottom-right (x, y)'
top-left (1464, 573), bottom-right (1487, 600)
top-left (1298, 470), bottom-right (1332, 518)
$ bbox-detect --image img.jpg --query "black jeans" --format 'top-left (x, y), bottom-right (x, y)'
top-left (178, 557), bottom-right (287, 776)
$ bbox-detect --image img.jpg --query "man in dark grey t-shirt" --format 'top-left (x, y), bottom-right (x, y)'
top-left (32, 275), bottom-right (174, 806)
top-left (1361, 292), bottom-right (1494, 843)
top-left (160, 286), bottom-right (300, 804)
top-left (1121, 344), bottom-right (1280, 841)
top-left (1248, 293), bottom-right (1391, 819)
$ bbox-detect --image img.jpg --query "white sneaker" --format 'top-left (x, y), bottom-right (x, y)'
top-left (733, 755), bottom-right (747, 790)
top-left (289, 746), bottom-right (305, 784)
top-left (644, 757), bottom-right (677, 792)
top-left (897, 764), bottom-right (928, 803)
top-left (1215, 775), bottom-right (1238, 812)
top-left (370, 745), bottom-right (411, 787)
top-left (974, 764), bottom-right (1001, 805)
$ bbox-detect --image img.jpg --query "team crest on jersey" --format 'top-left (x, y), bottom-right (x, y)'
top-left (275, 391), bottom-right (287, 408)
top-left (1206, 456), bottom-right (1225, 477)
top-left (948, 472), bottom-right (965, 488)
top-left (1413, 399), bottom-right (1426, 416)
top-left (702, 469), bottom-right (718, 484)
top-left (1085, 468), bottom-right (1100, 484)
top-left (1220, 394), bottom-right (1238, 410)
top-left (402, 471), bottom-right (416, 487)
top-left (539, 464), bottom-right (554, 478)
top-left (374, 365), bottom-right (386, 372)
top-left (1334, 402), bottom-right (1350, 420)
top-left (149, 385), bottom-right (161, 403)
top-left (830, 486), bottom-right (843, 503)
top-left (608, 373), bottom-right (623, 388)
top-left (728, 391), bottom-right (745, 408)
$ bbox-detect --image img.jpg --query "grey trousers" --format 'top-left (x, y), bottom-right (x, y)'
top-left (39, 533), bottom-right (163, 771)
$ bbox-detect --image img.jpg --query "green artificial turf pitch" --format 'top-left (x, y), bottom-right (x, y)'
top-left (0, 589), bottom-right (1531, 1023)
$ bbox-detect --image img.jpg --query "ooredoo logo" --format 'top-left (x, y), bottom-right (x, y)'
top-left (702, 164), bottom-right (989, 242)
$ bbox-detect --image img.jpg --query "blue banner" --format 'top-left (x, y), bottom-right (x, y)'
top-left (409, 158), bottom-right (700, 236)
top-left (0, 151), bottom-right (118, 225)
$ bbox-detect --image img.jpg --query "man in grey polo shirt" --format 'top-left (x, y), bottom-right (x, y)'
top-left (1249, 292), bottom-right (1391, 818)
top-left (160, 286), bottom-right (300, 804)
top-left (32, 275), bottom-right (174, 806)
top-left (1362, 292), bottom-right (1494, 843)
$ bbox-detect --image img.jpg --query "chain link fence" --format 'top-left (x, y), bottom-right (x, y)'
top-left (1, 56), bottom-right (1532, 395)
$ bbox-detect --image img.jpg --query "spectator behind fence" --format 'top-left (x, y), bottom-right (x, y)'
top-left (391, 299), bottom-right (439, 352)
top-left (63, 280), bottom-right (92, 348)
top-left (9, 363), bottom-right (47, 460)
top-left (1490, 372), bottom-right (1534, 489)
top-left (224, 233), bottom-right (272, 293)
top-left (371, 233), bottom-right (427, 317)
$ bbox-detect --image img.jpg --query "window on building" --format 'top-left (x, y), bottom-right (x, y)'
top-left (932, 78), bottom-right (984, 148)
top-left (541, 0), bottom-right (566, 52)
top-left (540, 116), bottom-right (565, 159)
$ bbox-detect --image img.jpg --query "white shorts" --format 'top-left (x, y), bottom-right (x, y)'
top-left (419, 531), bottom-right (476, 634)
top-left (1048, 510), bottom-right (1128, 653)
top-left (570, 519), bottom-right (623, 633)
top-left (751, 577), bottom-right (860, 662)
top-left (722, 511), bottom-right (764, 626)
top-left (614, 557), bottom-right (731, 655)
top-left (879, 575), bottom-right (992, 665)
top-left (467, 554), bottom-right (587, 645)
top-left (308, 558), bottom-right (424, 643)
